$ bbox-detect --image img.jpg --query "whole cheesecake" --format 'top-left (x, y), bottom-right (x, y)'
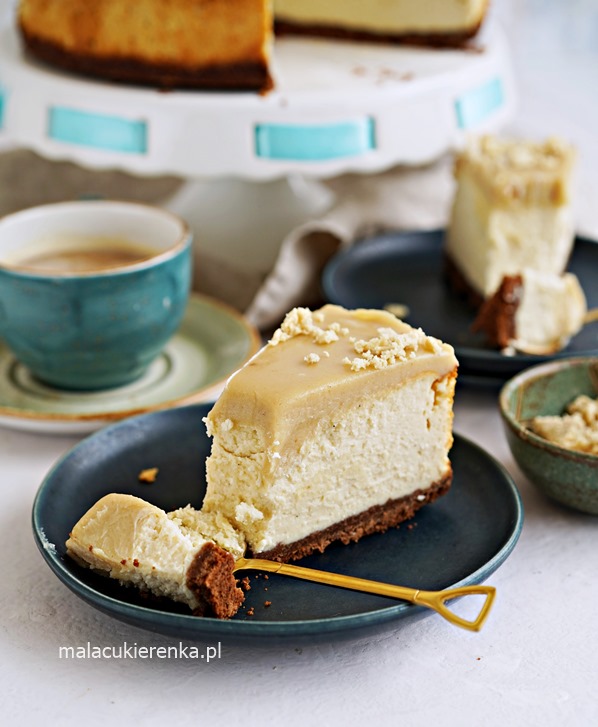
top-left (18, 0), bottom-right (489, 91)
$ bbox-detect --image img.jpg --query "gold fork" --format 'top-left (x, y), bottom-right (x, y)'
top-left (233, 557), bottom-right (496, 632)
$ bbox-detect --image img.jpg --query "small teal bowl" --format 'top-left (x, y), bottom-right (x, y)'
top-left (499, 357), bottom-right (598, 514)
top-left (0, 201), bottom-right (192, 390)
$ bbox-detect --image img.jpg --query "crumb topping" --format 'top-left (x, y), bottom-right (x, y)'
top-left (457, 135), bottom-right (575, 205)
top-left (531, 394), bottom-right (598, 455)
top-left (304, 353), bottom-right (320, 365)
top-left (269, 307), bottom-right (349, 346)
top-left (476, 135), bottom-right (569, 171)
top-left (343, 327), bottom-right (443, 372)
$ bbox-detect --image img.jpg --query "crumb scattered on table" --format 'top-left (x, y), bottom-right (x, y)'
top-left (138, 467), bottom-right (159, 483)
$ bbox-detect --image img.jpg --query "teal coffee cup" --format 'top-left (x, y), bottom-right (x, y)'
top-left (0, 200), bottom-right (192, 390)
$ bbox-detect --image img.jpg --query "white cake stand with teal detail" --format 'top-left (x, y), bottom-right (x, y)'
top-left (0, 15), bottom-right (515, 273)
top-left (0, 21), bottom-right (514, 177)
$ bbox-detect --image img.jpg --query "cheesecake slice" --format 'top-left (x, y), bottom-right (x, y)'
top-left (446, 136), bottom-right (576, 304)
top-left (202, 305), bottom-right (458, 562)
top-left (472, 269), bottom-right (587, 353)
top-left (274, 0), bottom-right (489, 46)
top-left (66, 494), bottom-right (245, 618)
top-left (66, 306), bottom-right (459, 615)
top-left (18, 0), bottom-right (274, 91)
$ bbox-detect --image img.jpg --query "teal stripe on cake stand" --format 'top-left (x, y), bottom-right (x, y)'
top-left (455, 77), bottom-right (504, 129)
top-left (255, 118), bottom-right (376, 161)
top-left (48, 106), bottom-right (148, 153)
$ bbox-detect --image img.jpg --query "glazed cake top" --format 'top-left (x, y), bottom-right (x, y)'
top-left (206, 305), bottom-right (457, 434)
top-left (66, 493), bottom-right (245, 566)
top-left (455, 135), bottom-right (576, 206)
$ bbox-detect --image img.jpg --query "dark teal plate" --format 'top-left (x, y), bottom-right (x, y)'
top-left (322, 230), bottom-right (598, 381)
top-left (32, 403), bottom-right (523, 644)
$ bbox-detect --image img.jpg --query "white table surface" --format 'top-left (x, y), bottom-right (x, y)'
top-left (1, 1), bottom-right (598, 724)
top-left (1, 387), bottom-right (596, 726)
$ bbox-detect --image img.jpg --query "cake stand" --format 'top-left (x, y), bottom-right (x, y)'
top-left (0, 17), bottom-right (516, 273)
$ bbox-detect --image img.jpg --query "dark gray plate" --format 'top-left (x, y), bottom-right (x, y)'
top-left (321, 230), bottom-right (598, 380)
top-left (32, 403), bottom-right (523, 644)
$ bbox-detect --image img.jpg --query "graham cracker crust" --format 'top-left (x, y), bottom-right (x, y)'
top-left (20, 29), bottom-right (273, 92)
top-left (274, 20), bottom-right (484, 49)
top-left (186, 542), bottom-right (244, 619)
top-left (472, 274), bottom-right (522, 348)
top-left (255, 470), bottom-right (453, 562)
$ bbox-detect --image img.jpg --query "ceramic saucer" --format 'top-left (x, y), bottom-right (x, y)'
top-left (0, 294), bottom-right (260, 434)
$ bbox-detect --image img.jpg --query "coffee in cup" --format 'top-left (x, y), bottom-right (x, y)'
top-left (7, 236), bottom-right (156, 273)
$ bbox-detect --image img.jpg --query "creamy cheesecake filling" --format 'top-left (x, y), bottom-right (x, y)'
top-left (448, 177), bottom-right (575, 296)
top-left (169, 506), bottom-right (246, 559)
top-left (204, 371), bottom-right (455, 553)
top-left (202, 305), bottom-right (457, 555)
top-left (274, 0), bottom-right (488, 35)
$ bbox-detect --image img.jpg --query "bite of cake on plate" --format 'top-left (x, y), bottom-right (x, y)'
top-left (66, 493), bottom-right (246, 618)
top-left (472, 269), bottom-right (588, 354)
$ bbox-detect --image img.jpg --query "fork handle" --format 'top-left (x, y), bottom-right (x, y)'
top-left (236, 558), bottom-right (496, 632)
top-left (584, 307), bottom-right (598, 324)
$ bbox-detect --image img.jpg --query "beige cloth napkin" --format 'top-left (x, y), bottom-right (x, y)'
top-left (244, 155), bottom-right (456, 331)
